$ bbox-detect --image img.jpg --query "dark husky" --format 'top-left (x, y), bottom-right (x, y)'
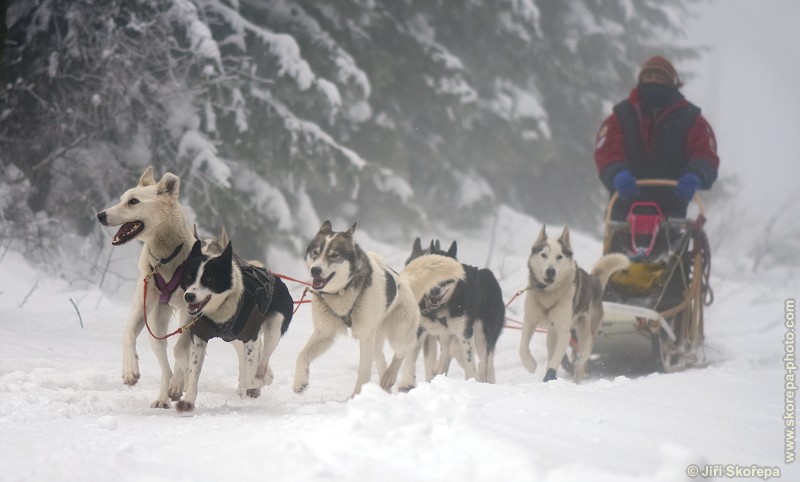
top-left (406, 238), bottom-right (505, 383)
top-left (177, 238), bottom-right (294, 412)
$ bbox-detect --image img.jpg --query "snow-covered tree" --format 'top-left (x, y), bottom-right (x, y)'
top-left (0, 0), bottom-right (703, 269)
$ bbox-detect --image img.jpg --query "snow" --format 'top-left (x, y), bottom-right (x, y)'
top-left (207, 0), bottom-right (315, 91)
top-left (232, 173), bottom-right (293, 232)
top-left (1, 202), bottom-right (796, 481)
top-left (178, 130), bottom-right (232, 189)
top-left (172, 0), bottom-right (223, 71)
top-left (486, 79), bottom-right (550, 137)
top-left (497, 1), bottom-right (541, 41)
top-left (405, 14), bottom-right (478, 103)
top-left (260, 0), bottom-right (372, 101)
top-left (372, 167), bottom-right (414, 203)
top-left (453, 170), bottom-right (494, 209)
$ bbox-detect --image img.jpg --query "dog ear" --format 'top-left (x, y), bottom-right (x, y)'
top-left (447, 241), bottom-right (458, 258)
top-left (192, 224), bottom-right (200, 241)
top-left (534, 225), bottom-right (547, 247)
top-left (222, 241), bottom-right (233, 262)
top-left (411, 237), bottom-right (422, 254)
top-left (219, 226), bottom-right (229, 247)
top-left (558, 227), bottom-right (573, 257)
top-left (345, 222), bottom-right (358, 237)
top-left (190, 240), bottom-right (203, 258)
top-left (157, 173), bottom-right (180, 198)
top-left (558, 227), bottom-right (571, 250)
top-left (319, 220), bottom-right (333, 234)
top-left (428, 239), bottom-right (436, 252)
top-left (139, 166), bottom-right (156, 187)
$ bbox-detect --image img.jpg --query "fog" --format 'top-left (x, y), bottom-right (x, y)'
top-left (683, 0), bottom-right (800, 218)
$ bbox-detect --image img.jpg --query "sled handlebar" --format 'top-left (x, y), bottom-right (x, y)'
top-left (605, 179), bottom-right (705, 225)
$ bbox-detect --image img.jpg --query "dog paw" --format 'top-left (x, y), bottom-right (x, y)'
top-left (175, 400), bottom-right (195, 412)
top-left (122, 371), bottom-right (140, 386)
top-left (168, 389), bottom-right (182, 402)
top-left (542, 368), bottom-right (557, 382)
top-left (520, 355), bottom-right (537, 374)
top-left (397, 384), bottom-right (415, 393)
top-left (379, 373), bottom-right (398, 392)
top-left (150, 399), bottom-right (171, 409)
top-left (293, 383), bottom-right (308, 394)
top-left (168, 377), bottom-right (186, 401)
top-left (246, 388), bottom-right (261, 399)
top-left (168, 381), bottom-right (184, 401)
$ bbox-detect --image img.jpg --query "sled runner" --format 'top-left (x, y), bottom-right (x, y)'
top-left (571, 179), bottom-right (713, 373)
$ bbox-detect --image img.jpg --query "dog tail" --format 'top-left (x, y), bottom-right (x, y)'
top-left (591, 253), bottom-right (630, 291)
top-left (400, 254), bottom-right (465, 302)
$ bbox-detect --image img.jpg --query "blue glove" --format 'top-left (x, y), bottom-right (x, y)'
top-left (675, 173), bottom-right (701, 201)
top-left (613, 169), bottom-right (639, 200)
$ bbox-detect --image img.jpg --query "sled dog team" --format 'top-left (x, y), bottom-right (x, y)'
top-left (97, 167), bottom-right (629, 411)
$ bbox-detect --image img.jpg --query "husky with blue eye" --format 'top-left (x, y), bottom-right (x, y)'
top-left (293, 221), bottom-right (463, 397)
top-left (178, 238), bottom-right (294, 412)
top-left (521, 226), bottom-right (629, 382)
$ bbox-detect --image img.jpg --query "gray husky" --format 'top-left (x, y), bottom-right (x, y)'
top-left (520, 226), bottom-right (629, 382)
top-left (293, 221), bottom-right (463, 396)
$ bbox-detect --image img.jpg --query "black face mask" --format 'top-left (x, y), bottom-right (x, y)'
top-left (638, 83), bottom-right (683, 115)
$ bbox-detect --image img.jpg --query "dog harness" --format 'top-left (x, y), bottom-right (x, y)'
top-left (193, 265), bottom-right (277, 343)
top-left (150, 244), bottom-right (186, 304)
top-left (312, 267), bottom-right (398, 328)
top-left (313, 284), bottom-right (363, 328)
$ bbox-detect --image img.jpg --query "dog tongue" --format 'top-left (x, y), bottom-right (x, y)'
top-left (312, 277), bottom-right (325, 289)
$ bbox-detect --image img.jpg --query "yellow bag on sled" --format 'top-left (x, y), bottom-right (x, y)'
top-left (609, 261), bottom-right (667, 296)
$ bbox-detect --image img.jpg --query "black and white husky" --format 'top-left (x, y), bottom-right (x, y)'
top-left (406, 238), bottom-right (506, 383)
top-left (177, 237), bottom-right (294, 412)
top-left (520, 226), bottom-right (629, 382)
top-left (293, 221), bottom-right (463, 396)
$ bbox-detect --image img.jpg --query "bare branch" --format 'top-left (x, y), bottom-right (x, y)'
top-left (69, 298), bottom-right (84, 328)
top-left (18, 277), bottom-right (41, 308)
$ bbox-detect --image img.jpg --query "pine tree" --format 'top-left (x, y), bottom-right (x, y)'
top-left (0, 0), bottom-right (702, 269)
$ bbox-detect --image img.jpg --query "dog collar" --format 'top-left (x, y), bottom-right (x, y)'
top-left (149, 243), bottom-right (184, 267)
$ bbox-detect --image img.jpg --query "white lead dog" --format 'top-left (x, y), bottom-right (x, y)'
top-left (97, 166), bottom-right (194, 408)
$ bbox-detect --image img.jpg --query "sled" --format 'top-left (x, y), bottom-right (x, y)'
top-left (569, 179), bottom-right (713, 374)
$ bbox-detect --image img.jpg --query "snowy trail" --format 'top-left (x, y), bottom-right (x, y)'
top-left (1, 234), bottom-right (796, 482)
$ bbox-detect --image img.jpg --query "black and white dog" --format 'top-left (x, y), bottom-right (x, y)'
top-left (177, 238), bottom-right (294, 412)
top-left (406, 238), bottom-right (505, 383)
